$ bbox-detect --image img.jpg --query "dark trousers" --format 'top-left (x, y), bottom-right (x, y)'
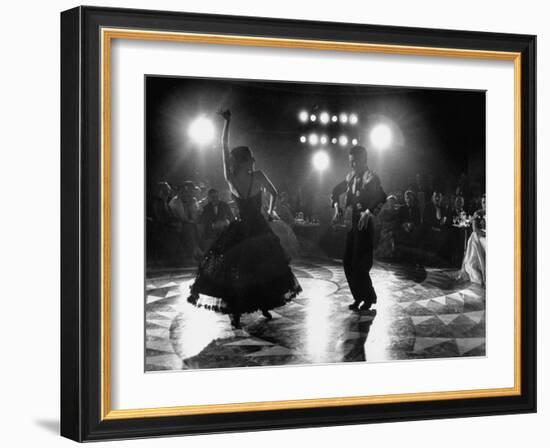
top-left (343, 220), bottom-right (376, 306)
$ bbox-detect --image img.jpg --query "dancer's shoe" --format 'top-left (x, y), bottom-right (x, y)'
top-left (348, 301), bottom-right (361, 311)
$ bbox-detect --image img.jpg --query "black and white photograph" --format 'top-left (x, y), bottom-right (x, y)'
top-left (145, 76), bottom-right (487, 371)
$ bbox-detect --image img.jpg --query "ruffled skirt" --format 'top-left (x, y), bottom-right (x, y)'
top-left (189, 218), bottom-right (302, 314)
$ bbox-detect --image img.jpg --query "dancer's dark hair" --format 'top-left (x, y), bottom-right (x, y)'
top-left (230, 146), bottom-right (254, 164)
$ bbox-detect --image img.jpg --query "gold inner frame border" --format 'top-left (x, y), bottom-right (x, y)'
top-left (99, 27), bottom-right (522, 421)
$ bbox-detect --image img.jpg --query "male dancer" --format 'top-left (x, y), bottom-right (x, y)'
top-left (331, 146), bottom-right (387, 312)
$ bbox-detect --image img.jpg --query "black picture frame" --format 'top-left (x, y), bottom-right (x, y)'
top-left (61, 5), bottom-right (536, 442)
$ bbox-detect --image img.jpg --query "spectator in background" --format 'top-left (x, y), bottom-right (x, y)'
top-left (151, 181), bottom-right (174, 224)
top-left (147, 182), bottom-right (184, 267)
top-left (412, 173), bottom-right (429, 220)
top-left (169, 181), bottom-right (200, 224)
top-left (394, 190), bottom-right (405, 206)
top-left (375, 195), bottom-right (399, 260)
top-left (422, 190), bottom-right (451, 261)
top-left (423, 191), bottom-right (449, 230)
top-left (450, 195), bottom-right (466, 223)
top-left (169, 181), bottom-right (202, 263)
top-left (198, 188), bottom-right (234, 251)
top-left (397, 190), bottom-right (421, 246)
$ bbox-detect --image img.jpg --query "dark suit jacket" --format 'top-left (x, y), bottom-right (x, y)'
top-left (423, 203), bottom-right (451, 229)
top-left (331, 169), bottom-right (387, 225)
top-left (398, 204), bottom-right (421, 226)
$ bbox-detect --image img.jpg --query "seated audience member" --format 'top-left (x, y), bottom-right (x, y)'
top-left (148, 182), bottom-right (184, 266)
top-left (459, 194), bottom-right (486, 285)
top-left (169, 181), bottom-right (202, 263)
top-left (422, 190), bottom-right (451, 262)
top-left (169, 181), bottom-right (200, 222)
top-left (375, 195), bottom-right (400, 260)
top-left (198, 188), bottom-right (234, 250)
top-left (396, 190), bottom-right (421, 246)
top-left (150, 182), bottom-right (174, 224)
top-left (450, 195), bottom-right (466, 222)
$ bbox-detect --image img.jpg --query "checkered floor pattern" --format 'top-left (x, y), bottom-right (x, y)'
top-left (145, 259), bottom-right (485, 371)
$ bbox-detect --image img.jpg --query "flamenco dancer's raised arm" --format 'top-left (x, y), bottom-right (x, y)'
top-left (219, 109), bottom-right (233, 183)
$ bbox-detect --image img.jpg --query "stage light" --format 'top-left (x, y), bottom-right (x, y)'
top-left (299, 110), bottom-right (309, 122)
top-left (370, 123), bottom-right (392, 150)
top-left (310, 114), bottom-right (317, 122)
top-left (331, 115), bottom-right (338, 123)
top-left (320, 112), bottom-right (330, 124)
top-left (339, 113), bottom-right (348, 124)
top-left (312, 150), bottom-right (330, 172)
top-left (339, 135), bottom-right (348, 146)
top-left (308, 133), bottom-right (319, 145)
top-left (352, 138), bottom-right (358, 145)
top-left (188, 116), bottom-right (215, 145)
top-left (349, 114), bottom-right (358, 125)
top-left (300, 135), bottom-right (307, 143)
top-left (331, 137), bottom-right (337, 144)
top-left (320, 135), bottom-right (328, 145)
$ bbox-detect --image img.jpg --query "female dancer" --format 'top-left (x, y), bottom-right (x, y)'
top-left (187, 110), bottom-right (302, 328)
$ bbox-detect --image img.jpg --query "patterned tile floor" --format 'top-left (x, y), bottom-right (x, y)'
top-left (145, 259), bottom-right (485, 371)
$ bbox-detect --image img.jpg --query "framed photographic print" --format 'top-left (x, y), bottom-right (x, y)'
top-left (60, 6), bottom-right (536, 442)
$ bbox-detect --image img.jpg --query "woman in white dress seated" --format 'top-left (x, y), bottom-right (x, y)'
top-left (459, 194), bottom-right (486, 285)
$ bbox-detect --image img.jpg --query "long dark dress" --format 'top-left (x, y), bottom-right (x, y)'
top-left (188, 179), bottom-right (302, 314)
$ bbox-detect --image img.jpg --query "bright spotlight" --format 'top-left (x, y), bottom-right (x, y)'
top-left (299, 110), bottom-right (309, 122)
top-left (312, 150), bottom-right (330, 172)
top-left (308, 133), bottom-right (319, 145)
top-left (320, 135), bottom-right (328, 145)
top-left (352, 138), bottom-right (358, 145)
top-left (349, 114), bottom-right (358, 125)
top-left (331, 115), bottom-right (338, 123)
top-left (310, 114), bottom-right (317, 122)
top-left (338, 135), bottom-right (348, 146)
top-left (188, 116), bottom-right (215, 145)
top-left (320, 112), bottom-right (330, 124)
top-left (331, 137), bottom-right (337, 144)
top-left (339, 113), bottom-right (348, 124)
top-left (370, 124), bottom-right (393, 150)
top-left (300, 135), bottom-right (307, 143)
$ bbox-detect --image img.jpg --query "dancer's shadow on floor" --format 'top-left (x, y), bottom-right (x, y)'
top-left (391, 263), bottom-right (427, 283)
top-left (341, 310), bottom-right (377, 362)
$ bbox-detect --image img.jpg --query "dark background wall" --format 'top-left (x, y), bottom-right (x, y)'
top-left (146, 76), bottom-right (486, 209)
